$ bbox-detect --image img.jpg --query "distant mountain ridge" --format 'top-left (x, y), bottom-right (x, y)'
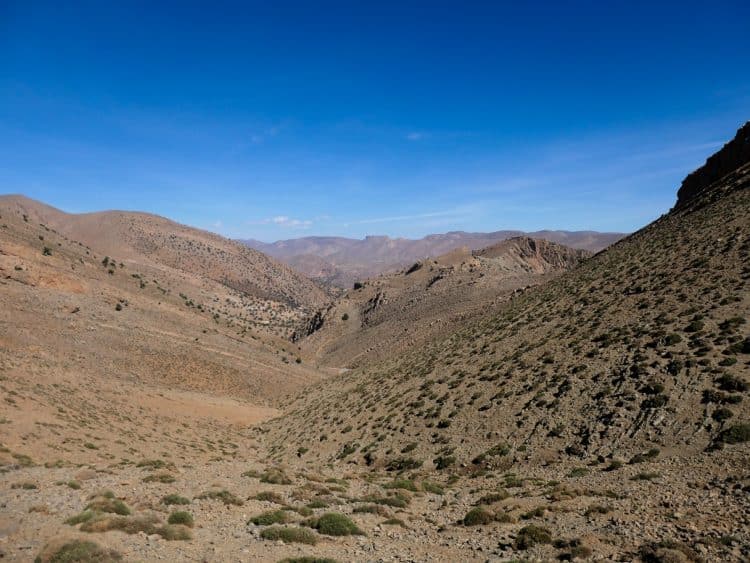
top-left (240, 229), bottom-right (625, 287)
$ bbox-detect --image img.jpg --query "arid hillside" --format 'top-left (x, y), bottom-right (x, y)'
top-left (264, 129), bottom-right (750, 475)
top-left (0, 129), bottom-right (748, 563)
top-left (296, 237), bottom-right (589, 369)
top-left (243, 229), bottom-right (623, 287)
top-left (0, 195), bottom-right (331, 314)
top-left (0, 194), bottom-right (325, 402)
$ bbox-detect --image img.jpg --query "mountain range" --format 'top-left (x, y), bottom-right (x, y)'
top-left (241, 230), bottom-right (625, 287)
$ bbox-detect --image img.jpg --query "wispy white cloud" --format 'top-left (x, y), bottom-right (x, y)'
top-left (271, 215), bottom-right (312, 227)
top-left (247, 215), bottom-right (313, 229)
top-left (347, 209), bottom-right (469, 226)
top-left (406, 131), bottom-right (425, 141)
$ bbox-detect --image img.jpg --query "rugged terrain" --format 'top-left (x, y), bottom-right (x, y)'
top-left (242, 230), bottom-right (623, 288)
top-left (1, 195), bottom-right (331, 335)
top-left (297, 237), bottom-right (590, 369)
top-left (0, 125), bottom-right (748, 562)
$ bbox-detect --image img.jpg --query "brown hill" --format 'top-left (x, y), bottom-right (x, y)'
top-left (0, 195), bottom-right (330, 312)
top-left (296, 237), bottom-right (590, 369)
top-left (264, 131), bottom-right (750, 472)
top-left (242, 229), bottom-right (624, 287)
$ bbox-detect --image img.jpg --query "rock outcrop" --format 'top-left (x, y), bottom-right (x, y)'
top-left (675, 121), bottom-right (750, 208)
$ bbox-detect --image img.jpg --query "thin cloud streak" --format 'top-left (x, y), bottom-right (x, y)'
top-left (349, 209), bottom-right (465, 225)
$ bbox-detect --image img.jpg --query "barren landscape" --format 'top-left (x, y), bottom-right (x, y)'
top-left (242, 231), bottom-right (623, 288)
top-left (0, 122), bottom-right (748, 563)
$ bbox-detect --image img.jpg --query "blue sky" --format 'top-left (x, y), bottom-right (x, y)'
top-left (1, 1), bottom-right (748, 241)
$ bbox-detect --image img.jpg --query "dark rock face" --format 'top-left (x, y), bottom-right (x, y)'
top-left (292, 305), bottom-right (330, 341)
top-left (675, 121), bottom-right (750, 208)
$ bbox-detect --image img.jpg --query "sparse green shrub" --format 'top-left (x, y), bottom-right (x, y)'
top-left (666, 359), bottom-right (684, 375)
top-left (249, 510), bottom-right (291, 526)
top-left (162, 494), bottom-right (190, 505)
top-left (306, 499), bottom-right (328, 509)
top-left (641, 394), bottom-right (668, 409)
top-left (12, 481), bottom-right (37, 490)
top-left (65, 510), bottom-right (97, 525)
top-left (360, 492), bottom-right (409, 508)
top-left (136, 459), bottom-right (168, 470)
top-left (584, 504), bottom-right (611, 516)
top-left (383, 479), bottom-right (417, 492)
top-left (385, 457), bottom-right (422, 472)
top-left (196, 489), bottom-right (243, 506)
top-left (712, 407), bottom-right (734, 422)
top-left (475, 489), bottom-right (510, 505)
top-left (36, 539), bottom-right (122, 563)
top-left (77, 513), bottom-right (191, 540)
top-left (664, 334), bottom-right (682, 346)
top-left (641, 381), bottom-right (665, 395)
top-left (433, 455), bottom-right (455, 470)
top-left (142, 472), bottom-right (175, 483)
top-left (716, 374), bottom-right (748, 392)
top-left (514, 525), bottom-right (553, 549)
top-left (463, 507), bottom-right (494, 526)
top-left (472, 443), bottom-right (511, 466)
top-left (352, 504), bottom-right (390, 516)
top-left (639, 540), bottom-right (701, 562)
top-left (629, 448), bottom-right (660, 464)
top-left (521, 506), bottom-right (546, 519)
top-left (306, 512), bottom-right (363, 536)
top-left (260, 468), bottom-right (292, 485)
top-left (630, 472), bottom-right (660, 481)
top-left (167, 511), bottom-right (194, 527)
top-left (422, 481), bottom-right (444, 495)
top-left (401, 442), bottom-right (417, 453)
top-left (718, 423), bottom-right (750, 444)
top-left (85, 496), bottom-right (130, 516)
top-left (260, 526), bottom-right (318, 545)
top-left (254, 491), bottom-right (286, 504)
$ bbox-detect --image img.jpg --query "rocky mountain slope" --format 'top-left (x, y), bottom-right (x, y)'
top-left (265, 143), bottom-right (749, 470)
top-left (252, 126), bottom-right (750, 560)
top-left (296, 237), bottom-right (590, 369)
top-left (242, 230), bottom-right (624, 288)
top-left (1, 195), bottom-right (331, 313)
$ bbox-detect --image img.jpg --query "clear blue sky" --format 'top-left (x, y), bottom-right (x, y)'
top-left (1, 1), bottom-right (748, 241)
